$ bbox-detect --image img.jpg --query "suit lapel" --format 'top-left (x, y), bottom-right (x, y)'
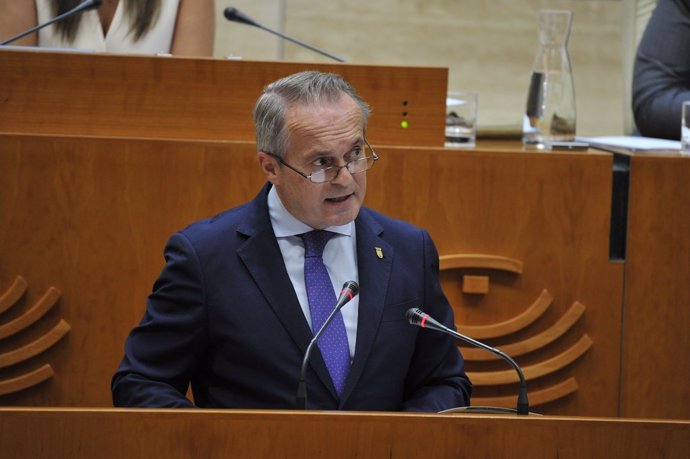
top-left (237, 228), bottom-right (314, 349)
top-left (340, 209), bottom-right (393, 406)
top-left (236, 185), bottom-right (335, 398)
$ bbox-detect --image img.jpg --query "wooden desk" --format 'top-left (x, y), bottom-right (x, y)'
top-left (0, 408), bottom-right (688, 458)
top-left (0, 49), bottom-right (446, 146)
top-left (0, 134), bottom-right (624, 417)
top-left (619, 152), bottom-right (690, 418)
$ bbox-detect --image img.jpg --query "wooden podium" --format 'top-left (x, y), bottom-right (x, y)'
top-left (0, 408), bottom-right (688, 458)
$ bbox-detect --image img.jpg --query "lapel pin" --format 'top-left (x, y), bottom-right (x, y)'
top-left (375, 247), bottom-right (383, 259)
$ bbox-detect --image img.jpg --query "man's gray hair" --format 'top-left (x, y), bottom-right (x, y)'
top-left (252, 71), bottom-right (371, 158)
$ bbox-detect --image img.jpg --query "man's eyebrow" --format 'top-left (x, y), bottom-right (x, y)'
top-left (304, 138), bottom-right (365, 160)
top-left (348, 138), bottom-right (365, 150)
top-left (302, 150), bottom-right (335, 164)
top-left (308, 149), bottom-right (334, 158)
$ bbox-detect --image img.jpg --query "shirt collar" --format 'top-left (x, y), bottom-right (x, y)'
top-left (267, 185), bottom-right (354, 238)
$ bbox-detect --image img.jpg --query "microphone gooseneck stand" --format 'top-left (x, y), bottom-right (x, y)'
top-left (224, 6), bottom-right (345, 62)
top-left (406, 307), bottom-right (537, 416)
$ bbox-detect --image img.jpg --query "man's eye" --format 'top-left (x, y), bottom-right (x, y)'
top-left (313, 157), bottom-right (333, 168)
top-left (346, 147), bottom-right (363, 161)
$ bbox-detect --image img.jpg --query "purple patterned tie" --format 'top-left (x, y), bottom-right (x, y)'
top-left (300, 230), bottom-right (350, 397)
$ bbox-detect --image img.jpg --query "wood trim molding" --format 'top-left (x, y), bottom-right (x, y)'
top-left (0, 364), bottom-right (54, 396)
top-left (472, 377), bottom-right (579, 407)
top-left (0, 320), bottom-right (71, 369)
top-left (462, 302), bottom-right (586, 361)
top-left (0, 286), bottom-right (62, 340)
top-left (439, 254), bottom-right (523, 273)
top-left (0, 275), bottom-right (28, 314)
top-left (468, 335), bottom-right (593, 385)
top-left (457, 289), bottom-right (553, 339)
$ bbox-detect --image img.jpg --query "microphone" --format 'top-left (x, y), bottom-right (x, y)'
top-left (296, 280), bottom-right (359, 409)
top-left (224, 6), bottom-right (345, 63)
top-left (406, 307), bottom-right (530, 416)
top-left (1, 0), bottom-right (103, 46)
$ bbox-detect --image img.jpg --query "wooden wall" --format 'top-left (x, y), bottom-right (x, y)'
top-left (1, 134), bottom-right (623, 416)
top-left (1, 50), bottom-right (689, 420)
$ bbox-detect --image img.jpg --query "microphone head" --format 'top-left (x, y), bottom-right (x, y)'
top-left (342, 280), bottom-right (359, 297)
top-left (406, 308), bottom-right (425, 326)
top-left (224, 7), bottom-right (260, 27)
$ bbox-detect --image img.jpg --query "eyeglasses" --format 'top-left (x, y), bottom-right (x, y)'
top-left (266, 140), bottom-right (379, 184)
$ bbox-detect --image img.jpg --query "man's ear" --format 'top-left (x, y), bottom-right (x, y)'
top-left (257, 152), bottom-right (280, 185)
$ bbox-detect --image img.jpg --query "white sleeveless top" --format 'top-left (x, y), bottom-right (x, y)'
top-left (36, 0), bottom-right (180, 54)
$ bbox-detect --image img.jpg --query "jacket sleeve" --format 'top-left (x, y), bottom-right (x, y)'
top-left (401, 230), bottom-right (472, 412)
top-left (111, 232), bottom-right (207, 408)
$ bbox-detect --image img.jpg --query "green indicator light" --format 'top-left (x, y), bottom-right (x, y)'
top-left (401, 120), bottom-right (409, 129)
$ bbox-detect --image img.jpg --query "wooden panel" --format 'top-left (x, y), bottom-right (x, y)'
top-left (0, 135), bottom-right (624, 417)
top-left (0, 135), bottom-right (265, 406)
top-left (366, 143), bottom-right (623, 415)
top-left (0, 409), bottom-right (688, 458)
top-left (0, 49), bottom-right (447, 147)
top-left (621, 154), bottom-right (690, 419)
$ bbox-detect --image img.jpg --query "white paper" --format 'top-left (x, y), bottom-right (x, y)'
top-left (578, 136), bottom-right (681, 151)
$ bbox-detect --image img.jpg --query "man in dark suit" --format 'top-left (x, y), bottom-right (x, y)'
top-left (112, 71), bottom-right (471, 411)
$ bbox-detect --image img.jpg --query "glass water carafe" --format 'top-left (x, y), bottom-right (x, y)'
top-left (523, 9), bottom-right (576, 149)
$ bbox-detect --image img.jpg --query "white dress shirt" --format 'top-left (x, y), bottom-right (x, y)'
top-left (268, 186), bottom-right (359, 358)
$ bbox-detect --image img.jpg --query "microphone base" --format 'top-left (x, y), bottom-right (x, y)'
top-left (439, 405), bottom-right (542, 416)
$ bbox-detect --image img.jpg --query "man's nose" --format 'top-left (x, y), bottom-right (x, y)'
top-left (330, 163), bottom-right (354, 184)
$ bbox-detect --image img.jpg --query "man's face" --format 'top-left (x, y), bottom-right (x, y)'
top-left (258, 94), bottom-right (368, 229)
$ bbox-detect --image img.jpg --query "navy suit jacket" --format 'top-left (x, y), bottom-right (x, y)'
top-left (112, 184), bottom-right (471, 411)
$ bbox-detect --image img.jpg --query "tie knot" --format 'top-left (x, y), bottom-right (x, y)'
top-left (300, 230), bottom-right (336, 258)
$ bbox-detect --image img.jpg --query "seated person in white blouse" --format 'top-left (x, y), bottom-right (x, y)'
top-left (0, 0), bottom-right (214, 56)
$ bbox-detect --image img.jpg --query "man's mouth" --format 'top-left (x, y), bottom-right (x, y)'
top-left (326, 193), bottom-right (353, 203)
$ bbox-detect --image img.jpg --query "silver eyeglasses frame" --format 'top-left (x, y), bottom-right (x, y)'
top-left (265, 139), bottom-right (379, 184)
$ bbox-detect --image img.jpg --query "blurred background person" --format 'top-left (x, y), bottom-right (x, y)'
top-left (0, 0), bottom-right (214, 56)
top-left (632, 0), bottom-right (690, 139)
